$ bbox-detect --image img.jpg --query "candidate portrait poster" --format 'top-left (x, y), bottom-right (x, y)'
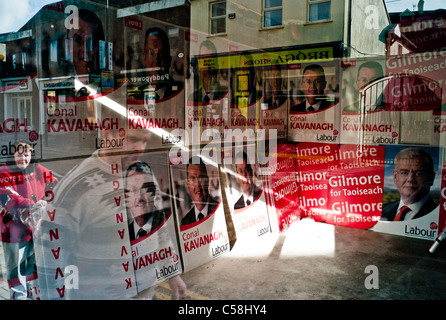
top-left (186, 42), bottom-right (229, 146)
top-left (371, 145), bottom-right (444, 240)
top-left (385, 53), bottom-right (443, 146)
top-left (123, 151), bottom-right (182, 293)
top-left (259, 64), bottom-right (289, 140)
top-left (288, 58), bottom-right (340, 144)
top-left (124, 16), bottom-right (186, 150)
top-left (170, 154), bottom-right (230, 272)
top-left (221, 144), bottom-right (271, 240)
top-left (340, 57), bottom-right (401, 146)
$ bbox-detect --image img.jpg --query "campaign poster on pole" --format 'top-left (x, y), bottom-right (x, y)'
top-left (123, 151), bottom-right (182, 292)
top-left (221, 144), bottom-right (271, 240)
top-left (295, 142), bottom-right (339, 223)
top-left (262, 141), bottom-right (301, 232)
top-left (125, 17), bottom-right (186, 150)
top-left (371, 145), bottom-right (444, 240)
top-left (340, 57), bottom-right (401, 146)
top-left (288, 59), bottom-right (340, 144)
top-left (170, 154), bottom-right (230, 272)
top-left (325, 144), bottom-right (385, 229)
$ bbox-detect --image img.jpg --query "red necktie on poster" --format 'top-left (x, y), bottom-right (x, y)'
top-left (394, 206), bottom-right (411, 221)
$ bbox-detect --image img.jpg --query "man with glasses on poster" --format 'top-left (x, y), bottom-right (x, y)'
top-left (290, 64), bottom-right (332, 112)
top-left (381, 148), bottom-right (438, 221)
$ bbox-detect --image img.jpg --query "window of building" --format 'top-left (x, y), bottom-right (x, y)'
top-left (308, 0), bottom-right (331, 22)
top-left (263, 0), bottom-right (283, 28)
top-left (210, 1), bottom-right (226, 35)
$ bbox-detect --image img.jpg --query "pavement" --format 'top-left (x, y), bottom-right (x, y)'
top-left (1, 218), bottom-right (445, 300)
top-left (169, 218), bottom-right (446, 300)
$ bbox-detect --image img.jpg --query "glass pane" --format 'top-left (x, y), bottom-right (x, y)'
top-left (212, 2), bottom-right (226, 17)
top-left (265, 0), bottom-right (282, 9)
top-left (265, 9), bottom-right (282, 27)
top-left (20, 99), bottom-right (25, 118)
top-left (309, 2), bottom-right (331, 21)
top-left (211, 18), bottom-right (226, 34)
top-left (26, 99), bottom-right (31, 121)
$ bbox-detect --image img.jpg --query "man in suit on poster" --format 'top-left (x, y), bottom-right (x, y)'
top-left (233, 151), bottom-right (262, 210)
top-left (125, 162), bottom-right (169, 242)
top-left (137, 27), bottom-right (183, 101)
top-left (181, 156), bottom-right (220, 226)
top-left (290, 64), bottom-right (332, 112)
top-left (66, 9), bottom-right (105, 96)
top-left (343, 61), bottom-right (384, 112)
top-left (381, 148), bottom-right (438, 221)
top-left (188, 39), bottom-right (228, 105)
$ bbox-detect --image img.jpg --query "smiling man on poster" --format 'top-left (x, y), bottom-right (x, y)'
top-left (381, 148), bottom-right (438, 221)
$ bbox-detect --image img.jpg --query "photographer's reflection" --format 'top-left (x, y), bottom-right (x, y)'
top-left (0, 142), bottom-right (57, 299)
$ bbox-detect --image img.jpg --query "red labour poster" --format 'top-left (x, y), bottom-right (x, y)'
top-left (263, 141), bottom-right (301, 232)
top-left (326, 144), bottom-right (385, 229)
top-left (295, 142), bottom-right (338, 223)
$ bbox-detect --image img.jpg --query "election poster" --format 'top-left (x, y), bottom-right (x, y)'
top-left (295, 142), bottom-right (338, 223)
top-left (186, 43), bottom-right (229, 146)
top-left (340, 57), bottom-right (401, 146)
top-left (170, 154), bottom-right (230, 272)
top-left (262, 141), bottom-right (301, 232)
top-left (259, 65), bottom-right (288, 140)
top-left (384, 53), bottom-right (443, 146)
top-left (288, 59), bottom-right (340, 144)
top-left (228, 53), bottom-right (263, 143)
top-left (124, 151), bottom-right (182, 292)
top-left (325, 144), bottom-right (385, 229)
top-left (125, 17), bottom-right (186, 150)
top-left (221, 144), bottom-right (272, 240)
top-left (371, 145), bottom-right (444, 240)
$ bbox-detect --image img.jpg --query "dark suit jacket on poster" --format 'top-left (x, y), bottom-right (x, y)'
top-left (381, 196), bottom-right (438, 221)
top-left (181, 196), bottom-right (220, 226)
top-left (233, 186), bottom-right (262, 210)
top-left (263, 93), bottom-right (288, 109)
top-left (129, 208), bottom-right (170, 241)
top-left (188, 84), bottom-right (228, 105)
top-left (290, 97), bottom-right (332, 112)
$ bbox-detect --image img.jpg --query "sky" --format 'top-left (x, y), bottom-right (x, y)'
top-left (0, 0), bottom-right (445, 34)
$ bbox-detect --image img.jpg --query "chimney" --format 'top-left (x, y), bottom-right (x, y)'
top-left (418, 0), bottom-right (424, 14)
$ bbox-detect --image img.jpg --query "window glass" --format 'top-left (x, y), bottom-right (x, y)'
top-left (265, 0), bottom-right (282, 9)
top-left (309, 1), bottom-right (331, 21)
top-left (265, 9), bottom-right (283, 27)
top-left (211, 1), bottom-right (226, 34)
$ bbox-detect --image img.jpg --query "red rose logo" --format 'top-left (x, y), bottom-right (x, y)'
top-left (333, 130), bottom-right (339, 135)
top-left (173, 254), bottom-right (179, 262)
top-left (430, 222), bottom-right (438, 230)
top-left (29, 130), bottom-right (39, 142)
top-left (392, 131), bottom-right (398, 138)
top-left (119, 128), bottom-right (126, 138)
